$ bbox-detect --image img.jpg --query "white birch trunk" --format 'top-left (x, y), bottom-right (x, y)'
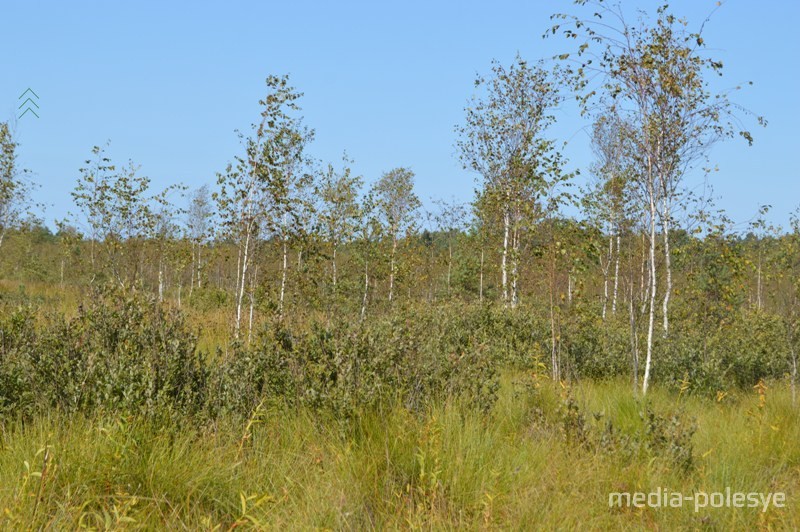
top-left (568, 273), bottom-right (573, 306)
top-left (247, 264), bottom-right (257, 346)
top-left (757, 256), bottom-right (763, 310)
top-left (602, 235), bottom-right (612, 320)
top-left (189, 242), bottom-right (195, 298)
top-left (501, 211), bottom-right (510, 306)
top-left (332, 244), bottom-right (337, 294)
top-left (791, 342), bottom-right (797, 406)
top-left (360, 261), bottom-right (369, 322)
top-left (279, 236), bottom-right (288, 320)
top-left (196, 244), bottom-right (202, 289)
top-left (388, 236), bottom-right (397, 303)
top-left (642, 167), bottom-right (658, 396)
top-left (234, 229), bottom-right (251, 339)
top-left (612, 233), bottom-right (620, 315)
top-left (662, 210), bottom-right (672, 335)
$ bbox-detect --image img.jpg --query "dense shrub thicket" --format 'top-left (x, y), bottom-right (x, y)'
top-left (0, 288), bottom-right (793, 423)
top-left (0, 291), bottom-right (507, 421)
top-left (558, 306), bottom-right (792, 396)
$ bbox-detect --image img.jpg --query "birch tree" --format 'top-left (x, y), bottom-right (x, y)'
top-left (186, 184), bottom-right (214, 295)
top-left (457, 56), bottom-right (564, 308)
top-left (215, 74), bottom-right (312, 335)
top-left (319, 154), bottom-right (362, 298)
top-left (264, 111), bottom-right (314, 322)
top-left (372, 167), bottom-right (420, 304)
top-left (779, 209), bottom-right (800, 406)
top-left (0, 122), bottom-right (32, 251)
top-left (584, 111), bottom-right (633, 319)
top-left (356, 191), bottom-right (381, 321)
top-left (434, 198), bottom-right (468, 298)
top-left (72, 145), bottom-right (175, 289)
top-left (552, 0), bottom-right (763, 394)
top-left (215, 144), bottom-right (262, 338)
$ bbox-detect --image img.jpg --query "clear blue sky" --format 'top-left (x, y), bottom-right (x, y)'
top-left (2, 0), bottom-right (798, 230)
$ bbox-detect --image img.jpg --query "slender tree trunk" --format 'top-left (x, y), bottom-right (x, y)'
top-left (235, 228), bottom-right (251, 339)
top-left (247, 265), bottom-right (257, 346)
top-left (662, 210), bottom-right (672, 335)
top-left (791, 342), bottom-right (797, 407)
top-left (788, 323), bottom-right (798, 407)
top-left (602, 235), bottom-right (613, 319)
top-left (756, 254), bottom-right (763, 311)
top-left (190, 242), bottom-right (196, 298)
top-left (89, 236), bottom-right (96, 282)
top-left (388, 236), bottom-right (397, 303)
top-left (642, 170), bottom-right (658, 396)
top-left (197, 244), bottom-right (202, 289)
top-left (550, 252), bottom-right (559, 382)
top-left (332, 243), bottom-right (338, 294)
top-left (640, 233), bottom-right (649, 316)
top-left (279, 236), bottom-right (288, 320)
top-left (360, 260), bottom-right (369, 322)
top-left (568, 273), bottom-right (573, 305)
top-left (501, 211), bottom-right (510, 306)
top-left (612, 233), bottom-right (620, 315)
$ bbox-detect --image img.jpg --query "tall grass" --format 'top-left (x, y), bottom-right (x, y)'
top-left (1, 282), bottom-right (798, 528)
top-left (1, 375), bottom-right (797, 529)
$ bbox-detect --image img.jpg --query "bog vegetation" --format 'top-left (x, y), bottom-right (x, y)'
top-left (0, 1), bottom-right (797, 529)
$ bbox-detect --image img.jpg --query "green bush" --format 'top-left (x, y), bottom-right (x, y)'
top-left (0, 291), bottom-right (504, 422)
top-left (0, 291), bottom-right (208, 419)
